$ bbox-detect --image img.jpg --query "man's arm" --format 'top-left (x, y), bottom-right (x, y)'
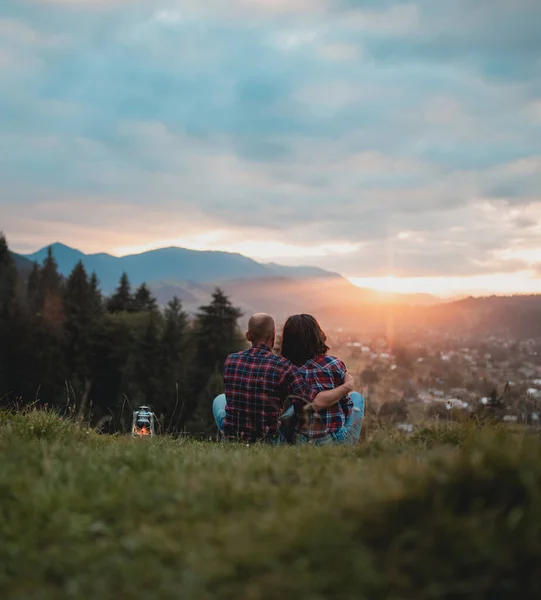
top-left (312, 373), bottom-right (355, 410)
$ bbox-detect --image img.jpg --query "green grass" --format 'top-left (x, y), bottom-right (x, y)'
top-left (1, 411), bottom-right (541, 599)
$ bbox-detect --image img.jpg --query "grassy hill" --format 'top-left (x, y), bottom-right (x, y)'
top-left (1, 410), bottom-right (540, 599)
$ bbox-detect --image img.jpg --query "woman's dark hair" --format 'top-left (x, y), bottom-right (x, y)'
top-left (280, 314), bottom-right (330, 367)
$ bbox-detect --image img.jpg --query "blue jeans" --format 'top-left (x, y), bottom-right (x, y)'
top-left (214, 393), bottom-right (364, 446)
top-left (296, 392), bottom-right (365, 446)
top-left (212, 394), bottom-right (288, 444)
top-left (213, 394), bottom-right (227, 432)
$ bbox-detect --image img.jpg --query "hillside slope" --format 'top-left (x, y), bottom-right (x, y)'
top-left (1, 411), bottom-right (540, 599)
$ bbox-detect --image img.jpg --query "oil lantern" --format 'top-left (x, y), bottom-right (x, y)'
top-left (132, 406), bottom-right (155, 437)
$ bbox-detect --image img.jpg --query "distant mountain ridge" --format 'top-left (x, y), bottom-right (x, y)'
top-left (23, 243), bottom-right (283, 293)
top-left (12, 243), bottom-right (541, 338)
top-left (20, 242), bottom-right (440, 322)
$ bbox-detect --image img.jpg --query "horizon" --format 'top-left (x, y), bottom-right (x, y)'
top-left (2, 1), bottom-right (540, 298)
top-left (10, 238), bottom-right (541, 300)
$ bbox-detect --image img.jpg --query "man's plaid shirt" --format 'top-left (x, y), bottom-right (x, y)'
top-left (223, 343), bottom-right (317, 441)
top-left (295, 354), bottom-right (352, 439)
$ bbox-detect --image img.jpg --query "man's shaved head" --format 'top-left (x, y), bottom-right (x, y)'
top-left (247, 313), bottom-right (276, 346)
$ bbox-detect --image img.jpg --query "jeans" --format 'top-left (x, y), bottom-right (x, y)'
top-left (213, 394), bottom-right (227, 432)
top-left (296, 392), bottom-right (365, 446)
top-left (213, 392), bottom-right (365, 446)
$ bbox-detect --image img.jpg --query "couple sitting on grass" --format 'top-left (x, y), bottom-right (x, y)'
top-left (213, 313), bottom-right (364, 445)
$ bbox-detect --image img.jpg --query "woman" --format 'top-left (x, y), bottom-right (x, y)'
top-left (280, 314), bottom-right (364, 445)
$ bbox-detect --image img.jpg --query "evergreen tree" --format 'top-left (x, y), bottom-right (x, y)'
top-left (89, 313), bottom-right (135, 426)
top-left (35, 246), bottom-right (64, 326)
top-left (133, 283), bottom-right (158, 313)
top-left (41, 247), bottom-right (63, 294)
top-left (187, 288), bottom-right (243, 429)
top-left (130, 314), bottom-right (163, 412)
top-left (27, 262), bottom-right (41, 314)
top-left (0, 234), bottom-right (17, 321)
top-left (107, 273), bottom-right (133, 313)
top-left (89, 273), bottom-right (104, 316)
top-left (161, 296), bottom-right (189, 431)
top-left (0, 234), bottom-right (19, 396)
top-left (64, 261), bottom-right (94, 388)
top-left (26, 247), bottom-right (66, 406)
top-left (194, 288), bottom-right (243, 375)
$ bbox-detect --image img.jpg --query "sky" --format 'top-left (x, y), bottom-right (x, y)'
top-left (1, 0), bottom-right (541, 297)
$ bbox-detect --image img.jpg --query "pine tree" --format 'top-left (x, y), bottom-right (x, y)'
top-left (64, 261), bottom-right (93, 388)
top-left (0, 234), bottom-right (17, 321)
top-left (35, 246), bottom-right (64, 327)
top-left (89, 273), bottom-right (104, 316)
top-left (27, 262), bottom-right (41, 314)
top-left (194, 288), bottom-right (243, 375)
top-left (187, 288), bottom-right (243, 429)
top-left (107, 273), bottom-right (133, 313)
top-left (161, 296), bottom-right (189, 431)
top-left (130, 314), bottom-right (163, 412)
top-left (25, 247), bottom-right (66, 406)
top-left (0, 234), bottom-right (19, 396)
top-left (88, 313), bottom-right (135, 425)
top-left (133, 283), bottom-right (158, 313)
top-left (41, 247), bottom-right (63, 294)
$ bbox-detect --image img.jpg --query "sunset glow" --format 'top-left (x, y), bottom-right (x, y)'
top-left (348, 272), bottom-right (541, 298)
top-left (3, 0), bottom-right (541, 301)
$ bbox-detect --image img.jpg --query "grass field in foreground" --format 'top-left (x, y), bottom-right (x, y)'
top-left (1, 410), bottom-right (541, 600)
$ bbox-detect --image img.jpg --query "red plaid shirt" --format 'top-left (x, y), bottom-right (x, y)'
top-left (295, 354), bottom-right (352, 439)
top-left (223, 343), bottom-right (316, 441)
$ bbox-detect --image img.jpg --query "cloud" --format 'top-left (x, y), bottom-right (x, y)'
top-left (236, 0), bottom-right (328, 15)
top-left (1, 0), bottom-right (540, 283)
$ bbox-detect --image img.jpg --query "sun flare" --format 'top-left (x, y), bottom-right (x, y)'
top-left (348, 271), bottom-right (541, 298)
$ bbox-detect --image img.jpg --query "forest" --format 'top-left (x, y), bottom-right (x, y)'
top-left (0, 234), bottom-right (245, 435)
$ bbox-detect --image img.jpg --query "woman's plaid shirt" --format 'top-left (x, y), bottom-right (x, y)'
top-left (295, 354), bottom-right (352, 439)
top-left (223, 343), bottom-right (317, 441)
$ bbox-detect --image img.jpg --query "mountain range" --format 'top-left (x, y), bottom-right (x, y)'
top-left (13, 243), bottom-right (439, 323)
top-left (11, 243), bottom-right (541, 339)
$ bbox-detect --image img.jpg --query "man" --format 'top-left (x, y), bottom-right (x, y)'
top-left (213, 313), bottom-right (354, 443)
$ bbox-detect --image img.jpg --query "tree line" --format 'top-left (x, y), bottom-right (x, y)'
top-left (0, 234), bottom-right (244, 434)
